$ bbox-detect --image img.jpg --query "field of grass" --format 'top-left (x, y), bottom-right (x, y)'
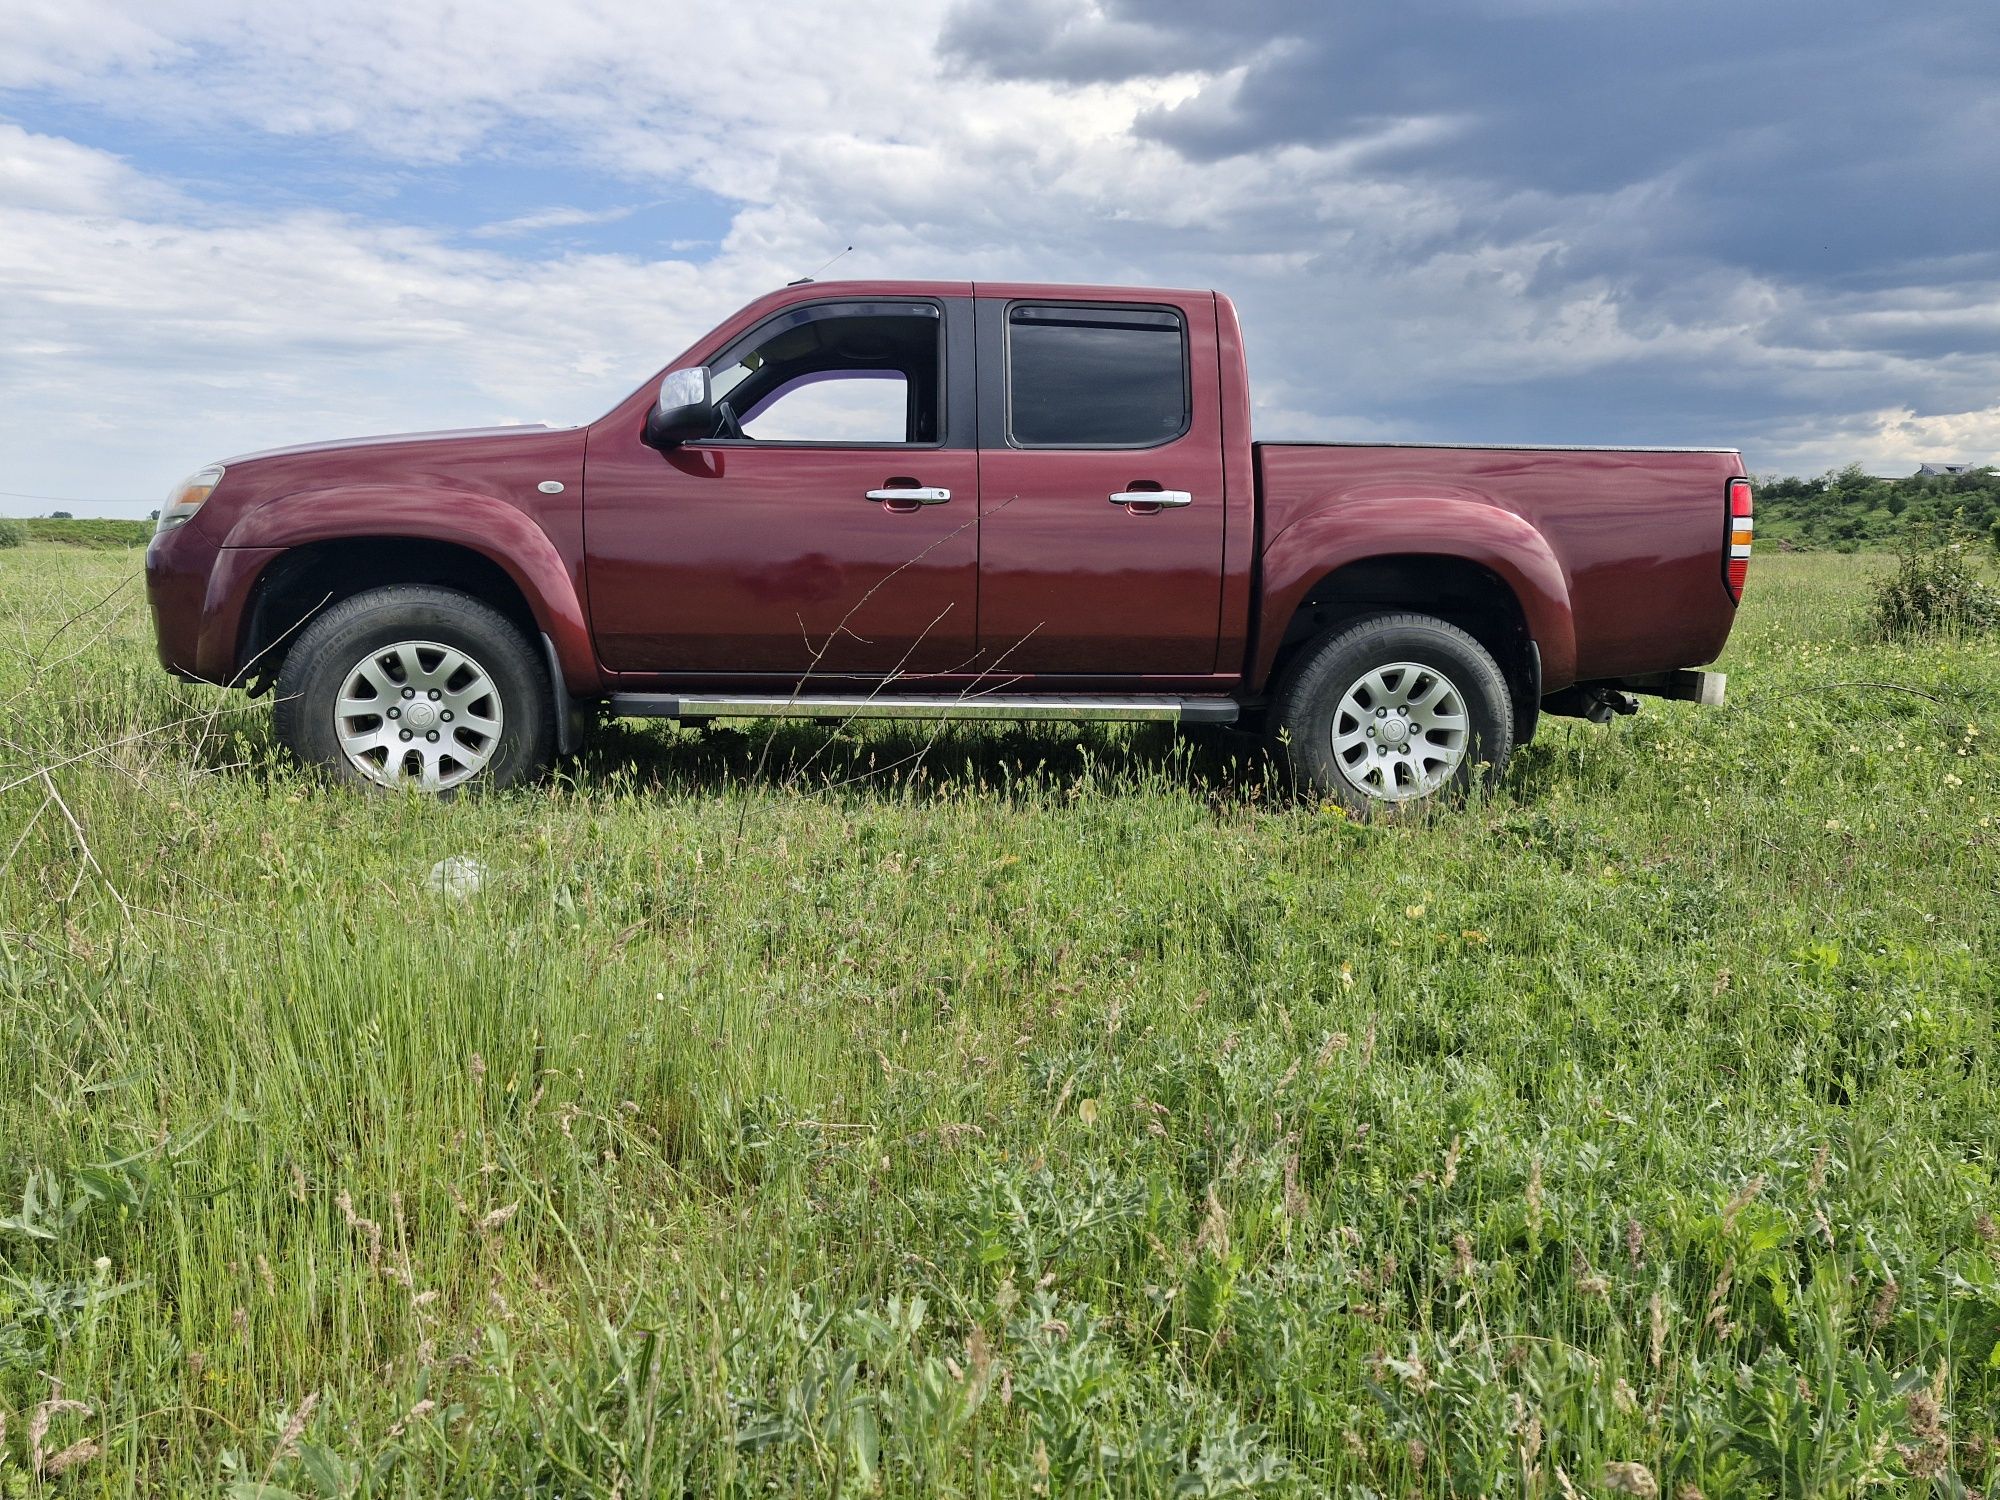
top-left (1, 547), bottom-right (1995, 1496)
top-left (0, 520), bottom-right (153, 551)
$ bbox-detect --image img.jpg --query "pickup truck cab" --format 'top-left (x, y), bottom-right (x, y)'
top-left (146, 279), bottom-right (1751, 810)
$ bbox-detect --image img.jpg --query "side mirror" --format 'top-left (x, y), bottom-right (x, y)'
top-left (644, 366), bottom-right (714, 448)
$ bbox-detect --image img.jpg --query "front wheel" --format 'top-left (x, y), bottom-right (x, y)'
top-left (1269, 612), bottom-right (1514, 814)
top-left (273, 585), bottom-right (555, 793)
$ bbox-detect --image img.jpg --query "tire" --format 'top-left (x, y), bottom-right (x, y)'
top-left (1269, 612), bottom-right (1513, 814)
top-left (272, 585), bottom-right (555, 794)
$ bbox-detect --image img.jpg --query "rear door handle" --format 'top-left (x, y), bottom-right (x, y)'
top-left (867, 487), bottom-right (951, 504)
top-left (1109, 490), bottom-right (1192, 508)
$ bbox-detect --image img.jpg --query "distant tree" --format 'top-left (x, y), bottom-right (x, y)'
top-left (49, 510), bottom-right (73, 520)
top-left (149, 509), bottom-right (161, 521)
top-left (1756, 464), bottom-right (1999, 549)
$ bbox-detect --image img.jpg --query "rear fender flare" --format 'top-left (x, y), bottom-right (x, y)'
top-left (213, 487), bottom-right (600, 695)
top-left (1255, 492), bottom-right (1577, 691)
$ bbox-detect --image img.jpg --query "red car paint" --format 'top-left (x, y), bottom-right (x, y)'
top-left (146, 279), bottom-right (1745, 713)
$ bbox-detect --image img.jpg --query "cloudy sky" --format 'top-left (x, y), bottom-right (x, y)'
top-left (2, 0), bottom-right (1996, 516)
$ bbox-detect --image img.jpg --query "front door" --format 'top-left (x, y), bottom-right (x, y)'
top-left (584, 297), bottom-right (979, 684)
top-left (973, 295), bottom-right (1227, 676)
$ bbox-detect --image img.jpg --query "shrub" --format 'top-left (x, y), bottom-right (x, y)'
top-left (1867, 519), bottom-right (2000, 639)
top-left (0, 518), bottom-right (23, 549)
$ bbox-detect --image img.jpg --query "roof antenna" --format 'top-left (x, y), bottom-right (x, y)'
top-left (788, 244), bottom-right (852, 286)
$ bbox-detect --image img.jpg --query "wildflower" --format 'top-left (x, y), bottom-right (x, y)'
top-left (1601, 1461), bottom-right (1659, 1497)
top-left (44, 1440), bottom-right (101, 1476)
top-left (1721, 1175), bottom-right (1765, 1229)
top-left (1901, 1380), bottom-right (1948, 1480)
top-left (335, 1191), bottom-right (384, 1267)
top-left (27, 1389), bottom-right (92, 1476)
top-left (1572, 1250), bottom-right (1609, 1299)
top-left (1704, 1257), bottom-right (1735, 1334)
top-left (386, 1399), bottom-right (436, 1442)
top-left (275, 1392), bottom-right (319, 1460)
top-left (1283, 1151), bottom-right (1306, 1221)
top-left (1194, 1183), bottom-right (1230, 1261)
top-left (1513, 1394), bottom-right (1544, 1467)
top-left (1868, 1278), bottom-right (1899, 1332)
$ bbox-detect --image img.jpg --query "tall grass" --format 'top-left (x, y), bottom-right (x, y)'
top-left (1, 548), bottom-right (1994, 1495)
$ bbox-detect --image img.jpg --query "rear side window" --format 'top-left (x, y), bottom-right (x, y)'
top-left (1006, 304), bottom-right (1188, 448)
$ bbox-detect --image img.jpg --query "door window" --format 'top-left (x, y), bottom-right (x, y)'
top-left (1006, 304), bottom-right (1189, 448)
top-left (708, 302), bottom-right (943, 445)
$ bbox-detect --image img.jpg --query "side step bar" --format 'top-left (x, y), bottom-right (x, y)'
top-left (608, 693), bottom-right (1240, 725)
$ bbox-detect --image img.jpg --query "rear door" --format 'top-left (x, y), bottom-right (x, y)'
top-left (583, 296), bottom-right (979, 682)
top-left (973, 294), bottom-right (1226, 675)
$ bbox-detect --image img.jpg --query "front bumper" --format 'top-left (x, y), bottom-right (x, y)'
top-left (145, 522), bottom-right (218, 679)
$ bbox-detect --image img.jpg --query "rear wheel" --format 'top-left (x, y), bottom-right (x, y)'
top-left (1270, 612), bottom-right (1513, 813)
top-left (273, 585), bottom-right (554, 793)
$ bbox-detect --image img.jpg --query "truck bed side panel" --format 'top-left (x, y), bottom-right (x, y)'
top-left (1252, 443), bottom-right (1745, 691)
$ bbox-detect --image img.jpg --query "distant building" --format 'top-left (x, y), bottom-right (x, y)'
top-left (1916, 461), bottom-right (1975, 477)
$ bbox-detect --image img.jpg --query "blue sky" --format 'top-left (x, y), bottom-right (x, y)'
top-left (2, 0), bottom-right (1996, 516)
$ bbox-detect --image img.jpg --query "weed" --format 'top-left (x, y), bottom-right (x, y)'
top-left (1868, 519), bottom-right (2000, 638)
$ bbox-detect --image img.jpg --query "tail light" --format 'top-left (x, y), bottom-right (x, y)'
top-left (1723, 477), bottom-right (1752, 602)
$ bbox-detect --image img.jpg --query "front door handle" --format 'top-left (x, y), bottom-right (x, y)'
top-left (1109, 489), bottom-right (1192, 508)
top-left (867, 487), bottom-right (951, 504)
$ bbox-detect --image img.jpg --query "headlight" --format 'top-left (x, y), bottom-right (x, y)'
top-left (157, 464), bottom-right (225, 533)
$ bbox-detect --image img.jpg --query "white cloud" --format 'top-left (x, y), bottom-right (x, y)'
top-left (0, 123), bottom-right (164, 214)
top-left (1748, 402), bottom-right (2000, 478)
top-left (469, 205), bottom-right (640, 238)
top-left (1, 0), bottom-right (1996, 512)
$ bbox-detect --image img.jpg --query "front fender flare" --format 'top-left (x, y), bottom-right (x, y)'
top-left (1254, 493), bottom-right (1578, 691)
top-left (211, 487), bottom-right (601, 695)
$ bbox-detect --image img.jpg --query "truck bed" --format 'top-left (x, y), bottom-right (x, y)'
top-left (1254, 441), bottom-right (1745, 686)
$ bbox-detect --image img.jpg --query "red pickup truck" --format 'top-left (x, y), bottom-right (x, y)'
top-left (146, 279), bottom-right (1751, 810)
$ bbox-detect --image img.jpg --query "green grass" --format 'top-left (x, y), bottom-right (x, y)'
top-left (1, 549), bottom-right (1995, 1496)
top-left (0, 520), bottom-right (154, 551)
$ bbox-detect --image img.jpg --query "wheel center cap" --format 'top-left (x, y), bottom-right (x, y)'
top-left (1380, 716), bottom-right (1409, 745)
top-left (406, 700), bottom-right (439, 730)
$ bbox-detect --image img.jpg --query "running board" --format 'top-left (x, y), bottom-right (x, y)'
top-left (608, 693), bottom-right (1240, 725)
